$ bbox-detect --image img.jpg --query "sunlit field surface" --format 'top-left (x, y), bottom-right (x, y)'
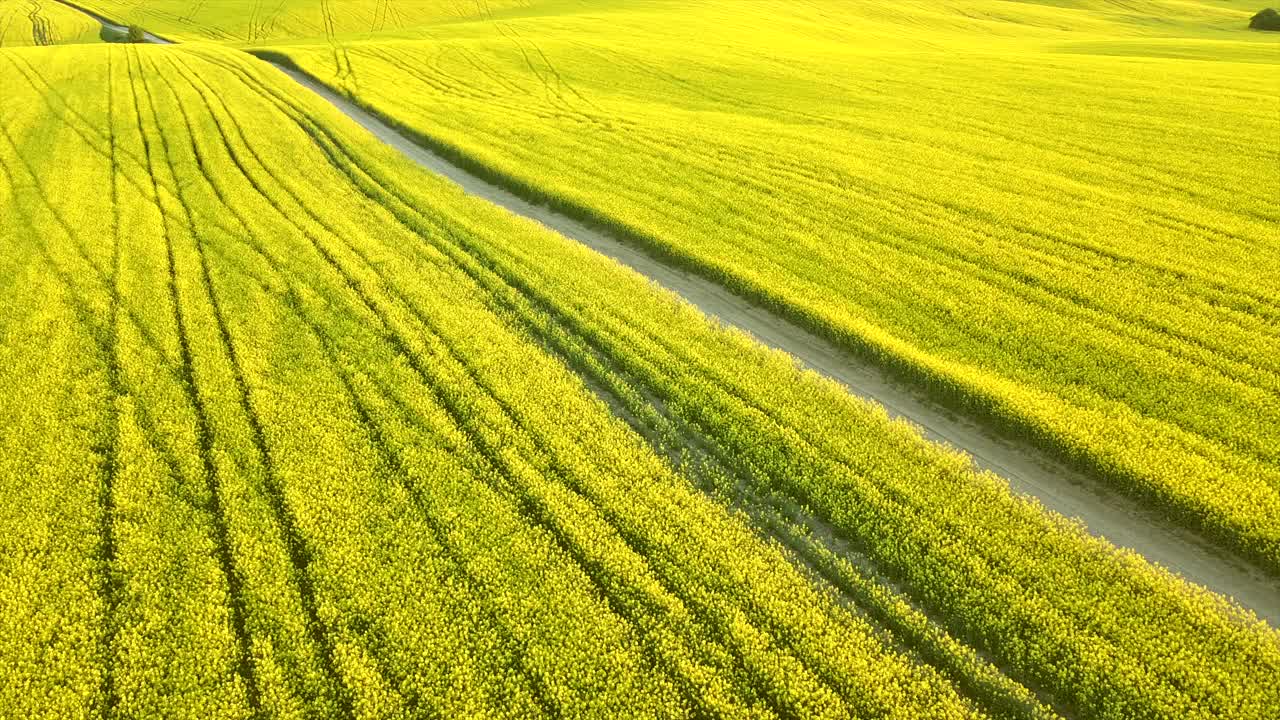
top-left (2, 2), bottom-right (1279, 718)
top-left (261, 0), bottom-right (1280, 571)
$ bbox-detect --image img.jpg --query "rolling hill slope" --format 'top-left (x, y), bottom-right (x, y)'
top-left (0, 0), bottom-right (101, 46)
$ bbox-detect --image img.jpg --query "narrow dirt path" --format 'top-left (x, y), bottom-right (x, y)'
top-left (41, 0), bottom-right (1280, 628)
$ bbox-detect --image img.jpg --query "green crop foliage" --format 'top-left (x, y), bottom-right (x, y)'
top-left (3, 33), bottom-right (1279, 719)
top-left (260, 0), bottom-right (1280, 572)
top-left (0, 0), bottom-right (101, 46)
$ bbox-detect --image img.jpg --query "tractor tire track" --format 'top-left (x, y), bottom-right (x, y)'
top-left (0, 82), bottom-right (246, 719)
top-left (95, 47), bottom-right (123, 720)
top-left (124, 47), bottom-right (264, 716)
top-left (282, 291), bottom-right (565, 720)
top-left (146, 53), bottom-right (354, 720)
top-left (1, 50), bottom-right (177, 196)
top-left (27, 1), bottom-right (49, 46)
top-left (0, 55), bottom-right (188, 386)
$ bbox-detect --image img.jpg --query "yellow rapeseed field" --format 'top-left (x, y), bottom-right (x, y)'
top-left (2, 2), bottom-right (1279, 718)
top-left (264, 0), bottom-right (1280, 571)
